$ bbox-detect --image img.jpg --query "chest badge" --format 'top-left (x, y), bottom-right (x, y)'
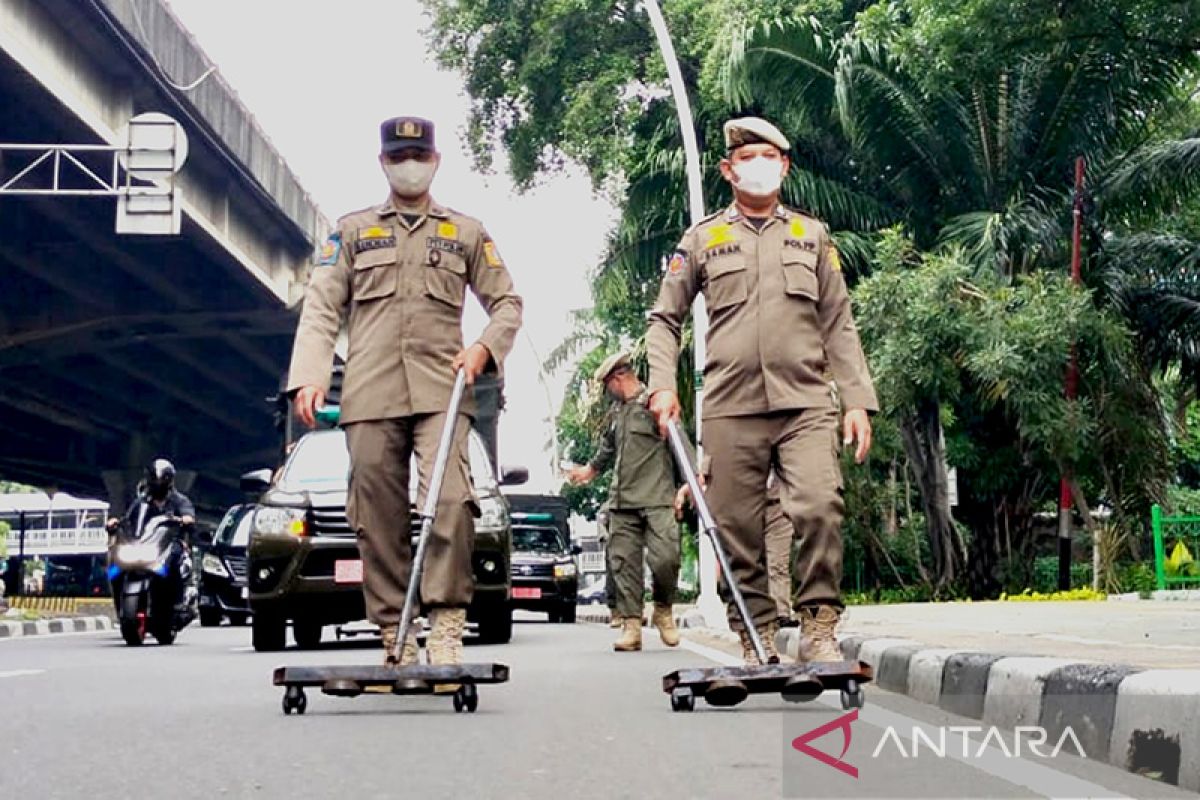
top-left (704, 223), bottom-right (737, 250)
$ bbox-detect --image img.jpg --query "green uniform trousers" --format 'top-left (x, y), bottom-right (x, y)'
top-left (344, 413), bottom-right (475, 626)
top-left (607, 507), bottom-right (680, 618)
top-left (703, 408), bottom-right (845, 631)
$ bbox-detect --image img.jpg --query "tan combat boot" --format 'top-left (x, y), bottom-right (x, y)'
top-left (651, 603), bottom-right (680, 647)
top-left (799, 605), bottom-right (843, 663)
top-left (736, 627), bottom-right (761, 666)
top-left (381, 623), bottom-right (421, 667)
top-left (427, 607), bottom-right (466, 694)
top-left (736, 622), bottom-right (781, 665)
top-left (608, 614), bottom-right (623, 629)
top-left (612, 616), bottom-right (642, 651)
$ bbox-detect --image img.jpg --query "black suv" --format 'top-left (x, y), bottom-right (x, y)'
top-left (510, 520), bottom-right (580, 623)
top-left (243, 426), bottom-right (526, 651)
top-left (197, 503), bottom-right (253, 627)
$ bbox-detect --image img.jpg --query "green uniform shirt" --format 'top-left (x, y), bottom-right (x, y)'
top-left (589, 389), bottom-right (682, 510)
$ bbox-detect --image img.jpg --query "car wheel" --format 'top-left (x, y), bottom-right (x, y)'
top-left (476, 602), bottom-right (513, 644)
top-left (547, 608), bottom-right (561, 624)
top-left (559, 603), bottom-right (577, 624)
top-left (252, 611), bottom-right (287, 652)
top-left (199, 608), bottom-right (223, 628)
top-left (293, 620), bottom-right (322, 650)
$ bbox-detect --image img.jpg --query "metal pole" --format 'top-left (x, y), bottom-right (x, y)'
top-left (17, 510), bottom-right (26, 597)
top-left (642, 0), bottom-right (724, 628)
top-left (1058, 156), bottom-right (1085, 591)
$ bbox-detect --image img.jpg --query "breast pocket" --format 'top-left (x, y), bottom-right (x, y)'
top-left (352, 249), bottom-right (399, 302)
top-left (781, 251), bottom-right (819, 302)
top-left (424, 252), bottom-right (467, 308)
top-left (704, 258), bottom-right (748, 312)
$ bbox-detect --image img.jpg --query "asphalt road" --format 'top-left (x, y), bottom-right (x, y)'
top-left (0, 614), bottom-right (1192, 799)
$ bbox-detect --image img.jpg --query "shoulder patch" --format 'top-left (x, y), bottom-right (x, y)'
top-left (483, 239), bottom-right (504, 268)
top-left (667, 249), bottom-right (687, 276)
top-left (316, 233), bottom-right (341, 266)
top-left (828, 245), bottom-right (843, 272)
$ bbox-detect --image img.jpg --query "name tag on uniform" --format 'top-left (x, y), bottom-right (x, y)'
top-left (354, 226), bottom-right (396, 254)
top-left (697, 243), bottom-right (741, 264)
top-left (427, 237), bottom-right (466, 257)
top-left (783, 239), bottom-right (817, 252)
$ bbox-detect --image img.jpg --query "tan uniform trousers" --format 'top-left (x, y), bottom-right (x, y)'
top-left (607, 507), bottom-right (680, 619)
top-left (703, 407), bottom-right (844, 631)
top-left (344, 413), bottom-right (475, 626)
top-left (764, 495), bottom-right (793, 618)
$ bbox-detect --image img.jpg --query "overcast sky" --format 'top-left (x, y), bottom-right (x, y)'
top-left (164, 1), bottom-right (618, 492)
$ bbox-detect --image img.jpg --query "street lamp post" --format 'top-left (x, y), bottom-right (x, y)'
top-left (642, 0), bottom-right (724, 628)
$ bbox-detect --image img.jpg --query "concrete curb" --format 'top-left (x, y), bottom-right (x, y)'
top-left (0, 616), bottom-right (113, 639)
top-left (775, 627), bottom-right (1200, 792)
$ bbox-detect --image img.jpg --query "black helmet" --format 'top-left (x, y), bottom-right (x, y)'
top-left (145, 458), bottom-right (176, 499)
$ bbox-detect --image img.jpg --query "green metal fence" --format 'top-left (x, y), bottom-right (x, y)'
top-left (1151, 504), bottom-right (1200, 590)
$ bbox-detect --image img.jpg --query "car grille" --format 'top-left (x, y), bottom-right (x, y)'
top-left (513, 563), bottom-right (555, 578)
top-left (308, 505), bottom-right (458, 546)
top-left (311, 506), bottom-right (354, 538)
top-left (226, 554), bottom-right (248, 582)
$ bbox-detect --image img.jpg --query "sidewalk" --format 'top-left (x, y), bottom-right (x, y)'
top-left (839, 599), bottom-right (1200, 670)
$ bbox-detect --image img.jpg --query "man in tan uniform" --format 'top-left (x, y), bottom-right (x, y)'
top-left (647, 116), bottom-right (877, 664)
top-left (568, 352), bottom-right (683, 652)
top-left (287, 117), bottom-right (522, 686)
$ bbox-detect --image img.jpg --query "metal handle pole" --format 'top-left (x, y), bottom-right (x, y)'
top-left (394, 370), bottom-right (468, 660)
top-left (665, 420), bottom-right (768, 664)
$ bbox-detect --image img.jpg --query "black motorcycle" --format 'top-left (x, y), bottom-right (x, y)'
top-left (107, 512), bottom-right (195, 646)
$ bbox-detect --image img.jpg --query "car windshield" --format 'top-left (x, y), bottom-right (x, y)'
top-left (512, 526), bottom-right (564, 553)
top-left (218, 509), bottom-right (253, 548)
top-left (277, 429), bottom-right (496, 493)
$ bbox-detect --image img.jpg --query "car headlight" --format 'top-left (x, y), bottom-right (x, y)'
top-left (116, 543), bottom-right (159, 565)
top-left (554, 562), bottom-right (576, 578)
top-left (201, 553), bottom-right (230, 578)
top-left (253, 506), bottom-right (308, 537)
top-left (477, 496), bottom-right (507, 531)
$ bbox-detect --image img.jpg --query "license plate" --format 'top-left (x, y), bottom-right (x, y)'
top-left (335, 559), bottom-right (363, 584)
top-left (513, 587), bottom-right (541, 599)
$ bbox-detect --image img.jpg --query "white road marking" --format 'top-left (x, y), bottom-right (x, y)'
top-left (0, 669), bottom-right (46, 679)
top-left (678, 638), bottom-right (1130, 800)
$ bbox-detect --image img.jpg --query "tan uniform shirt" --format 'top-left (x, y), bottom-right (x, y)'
top-left (287, 197), bottom-right (523, 423)
top-left (647, 203), bottom-right (877, 418)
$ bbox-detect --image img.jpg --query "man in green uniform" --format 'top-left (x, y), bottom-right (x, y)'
top-left (647, 117), bottom-right (877, 664)
top-left (568, 352), bottom-right (683, 651)
top-left (287, 116), bottom-right (523, 687)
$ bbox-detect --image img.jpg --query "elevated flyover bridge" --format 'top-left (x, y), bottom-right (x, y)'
top-left (0, 0), bottom-right (328, 518)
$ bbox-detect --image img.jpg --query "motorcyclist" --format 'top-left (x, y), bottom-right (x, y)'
top-left (106, 459), bottom-right (197, 622)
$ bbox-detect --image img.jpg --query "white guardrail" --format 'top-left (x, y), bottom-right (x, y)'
top-left (2, 527), bottom-right (109, 556)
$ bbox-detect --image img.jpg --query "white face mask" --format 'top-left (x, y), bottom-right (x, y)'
top-left (383, 159), bottom-right (437, 198)
top-left (731, 156), bottom-right (785, 197)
